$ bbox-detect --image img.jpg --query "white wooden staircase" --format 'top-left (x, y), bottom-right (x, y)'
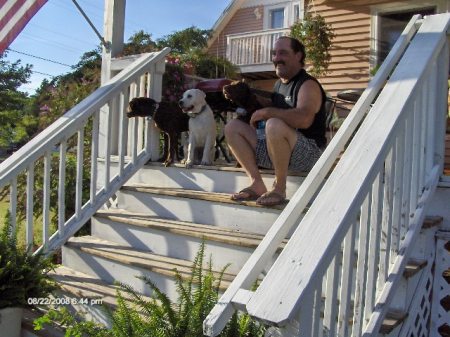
top-left (1, 14), bottom-right (448, 337)
top-left (56, 164), bottom-right (300, 302)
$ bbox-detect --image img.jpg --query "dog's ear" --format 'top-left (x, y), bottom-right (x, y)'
top-left (198, 89), bottom-right (206, 100)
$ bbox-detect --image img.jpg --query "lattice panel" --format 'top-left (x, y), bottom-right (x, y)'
top-left (399, 271), bottom-right (433, 337)
top-left (431, 231), bottom-right (450, 337)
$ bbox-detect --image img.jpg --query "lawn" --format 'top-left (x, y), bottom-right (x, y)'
top-left (0, 195), bottom-right (57, 248)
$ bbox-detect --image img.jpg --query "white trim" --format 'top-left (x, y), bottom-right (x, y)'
top-left (369, 0), bottom-right (448, 70)
top-left (244, 0), bottom-right (290, 8)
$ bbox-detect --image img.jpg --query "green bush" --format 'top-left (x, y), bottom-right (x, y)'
top-left (34, 242), bottom-right (265, 336)
top-left (0, 218), bottom-right (56, 309)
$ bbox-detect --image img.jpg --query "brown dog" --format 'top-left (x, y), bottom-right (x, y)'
top-left (127, 97), bottom-right (189, 166)
top-left (222, 81), bottom-right (274, 124)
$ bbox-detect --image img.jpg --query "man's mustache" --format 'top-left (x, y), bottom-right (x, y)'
top-left (273, 61), bottom-right (285, 66)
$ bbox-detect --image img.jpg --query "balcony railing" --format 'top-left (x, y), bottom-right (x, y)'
top-left (226, 28), bottom-right (289, 66)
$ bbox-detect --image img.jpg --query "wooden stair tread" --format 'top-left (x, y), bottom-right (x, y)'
top-left (380, 310), bottom-right (408, 334)
top-left (95, 209), bottom-right (287, 250)
top-left (144, 161), bottom-right (308, 177)
top-left (49, 265), bottom-right (138, 307)
top-left (422, 215), bottom-right (443, 229)
top-left (121, 185), bottom-right (287, 210)
top-left (403, 258), bottom-right (427, 278)
top-left (66, 236), bottom-right (236, 289)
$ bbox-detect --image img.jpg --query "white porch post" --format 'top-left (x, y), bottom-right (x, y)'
top-left (99, 0), bottom-right (125, 157)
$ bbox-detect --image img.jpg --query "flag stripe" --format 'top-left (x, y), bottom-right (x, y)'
top-left (0, 0), bottom-right (47, 53)
top-left (0, 0), bottom-right (28, 28)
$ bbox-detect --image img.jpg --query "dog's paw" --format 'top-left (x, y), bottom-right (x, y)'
top-left (184, 161), bottom-right (193, 169)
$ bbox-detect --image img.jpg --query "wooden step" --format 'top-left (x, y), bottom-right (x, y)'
top-left (117, 185), bottom-right (290, 235)
top-left (380, 310), bottom-right (408, 334)
top-left (422, 215), bottom-right (443, 229)
top-left (121, 185), bottom-right (287, 210)
top-left (403, 258), bottom-right (427, 279)
top-left (50, 265), bottom-right (156, 309)
top-left (116, 161), bottom-right (307, 199)
top-left (93, 209), bottom-right (287, 274)
top-left (49, 265), bottom-right (144, 308)
top-left (62, 236), bottom-right (237, 300)
top-left (95, 209), bottom-right (287, 250)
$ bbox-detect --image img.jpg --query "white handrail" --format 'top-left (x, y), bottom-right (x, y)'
top-left (246, 13), bottom-right (449, 333)
top-left (203, 14), bottom-right (425, 337)
top-left (0, 48), bottom-right (170, 254)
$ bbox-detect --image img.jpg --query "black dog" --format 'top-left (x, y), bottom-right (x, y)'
top-left (127, 97), bottom-right (189, 166)
top-left (222, 81), bottom-right (274, 124)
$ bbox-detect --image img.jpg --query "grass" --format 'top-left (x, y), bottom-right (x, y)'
top-left (0, 195), bottom-right (57, 249)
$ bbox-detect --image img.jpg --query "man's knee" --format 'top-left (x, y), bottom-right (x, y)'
top-left (224, 119), bottom-right (251, 139)
top-left (265, 118), bottom-right (292, 138)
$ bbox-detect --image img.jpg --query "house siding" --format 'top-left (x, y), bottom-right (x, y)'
top-left (208, 6), bottom-right (264, 63)
top-left (310, 0), bottom-right (372, 97)
top-left (208, 0), bottom-right (446, 94)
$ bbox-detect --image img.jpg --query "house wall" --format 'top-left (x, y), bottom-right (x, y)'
top-left (208, 6), bottom-right (264, 63)
top-left (208, 0), bottom-right (447, 94)
top-left (311, 0), bottom-right (372, 98)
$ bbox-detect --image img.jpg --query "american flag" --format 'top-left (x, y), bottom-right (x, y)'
top-left (0, 0), bottom-right (48, 54)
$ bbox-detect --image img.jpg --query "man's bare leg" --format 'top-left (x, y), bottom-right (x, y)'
top-left (224, 119), bottom-right (267, 199)
top-left (257, 118), bottom-right (297, 205)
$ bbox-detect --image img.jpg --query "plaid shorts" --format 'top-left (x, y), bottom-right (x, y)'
top-left (255, 132), bottom-right (323, 171)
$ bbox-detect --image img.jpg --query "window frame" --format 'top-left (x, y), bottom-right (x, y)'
top-left (370, 0), bottom-right (448, 71)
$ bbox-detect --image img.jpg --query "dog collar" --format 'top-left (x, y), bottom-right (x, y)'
top-left (188, 104), bottom-right (207, 118)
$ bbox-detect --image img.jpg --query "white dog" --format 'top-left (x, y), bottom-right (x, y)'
top-left (178, 89), bottom-right (216, 168)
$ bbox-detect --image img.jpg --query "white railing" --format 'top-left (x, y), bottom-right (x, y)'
top-left (226, 28), bottom-right (289, 66)
top-left (0, 48), bottom-right (170, 254)
top-left (204, 13), bottom-right (450, 337)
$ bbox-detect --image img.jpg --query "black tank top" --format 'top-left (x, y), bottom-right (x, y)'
top-left (272, 69), bottom-right (327, 148)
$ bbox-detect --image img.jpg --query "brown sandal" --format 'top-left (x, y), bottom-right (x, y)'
top-left (231, 187), bottom-right (261, 201)
top-left (256, 190), bottom-right (286, 206)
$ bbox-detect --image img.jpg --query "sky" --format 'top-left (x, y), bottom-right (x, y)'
top-left (4, 0), bottom-right (232, 94)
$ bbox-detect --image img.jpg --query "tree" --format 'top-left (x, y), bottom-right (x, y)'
top-left (123, 30), bottom-right (158, 55)
top-left (290, 13), bottom-right (335, 77)
top-left (0, 53), bottom-right (37, 148)
top-left (157, 26), bottom-right (212, 54)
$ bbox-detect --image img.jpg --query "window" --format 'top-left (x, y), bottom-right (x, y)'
top-left (374, 7), bottom-right (436, 67)
top-left (270, 8), bottom-right (285, 29)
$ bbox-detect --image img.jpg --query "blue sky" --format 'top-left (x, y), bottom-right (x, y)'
top-left (4, 0), bottom-right (231, 94)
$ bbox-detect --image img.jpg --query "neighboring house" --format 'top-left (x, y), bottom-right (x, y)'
top-left (207, 0), bottom-right (449, 97)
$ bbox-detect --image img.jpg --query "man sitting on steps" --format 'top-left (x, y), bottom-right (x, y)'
top-left (224, 36), bottom-right (327, 207)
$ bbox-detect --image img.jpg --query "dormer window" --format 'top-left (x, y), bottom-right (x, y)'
top-left (264, 1), bottom-right (304, 30)
top-left (270, 8), bottom-right (285, 29)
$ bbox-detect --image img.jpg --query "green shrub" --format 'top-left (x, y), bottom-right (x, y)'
top-left (0, 218), bottom-right (56, 309)
top-left (34, 242), bottom-right (265, 336)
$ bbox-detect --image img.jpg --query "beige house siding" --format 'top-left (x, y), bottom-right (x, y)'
top-left (208, 6), bottom-right (264, 62)
top-left (208, 0), bottom-right (446, 96)
top-left (312, 0), bottom-right (372, 97)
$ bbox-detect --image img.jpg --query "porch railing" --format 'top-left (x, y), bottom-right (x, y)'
top-left (205, 13), bottom-right (449, 337)
top-left (226, 28), bottom-right (289, 66)
top-left (0, 48), bottom-right (170, 254)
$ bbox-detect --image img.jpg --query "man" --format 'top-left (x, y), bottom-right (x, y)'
top-left (224, 36), bottom-right (327, 206)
